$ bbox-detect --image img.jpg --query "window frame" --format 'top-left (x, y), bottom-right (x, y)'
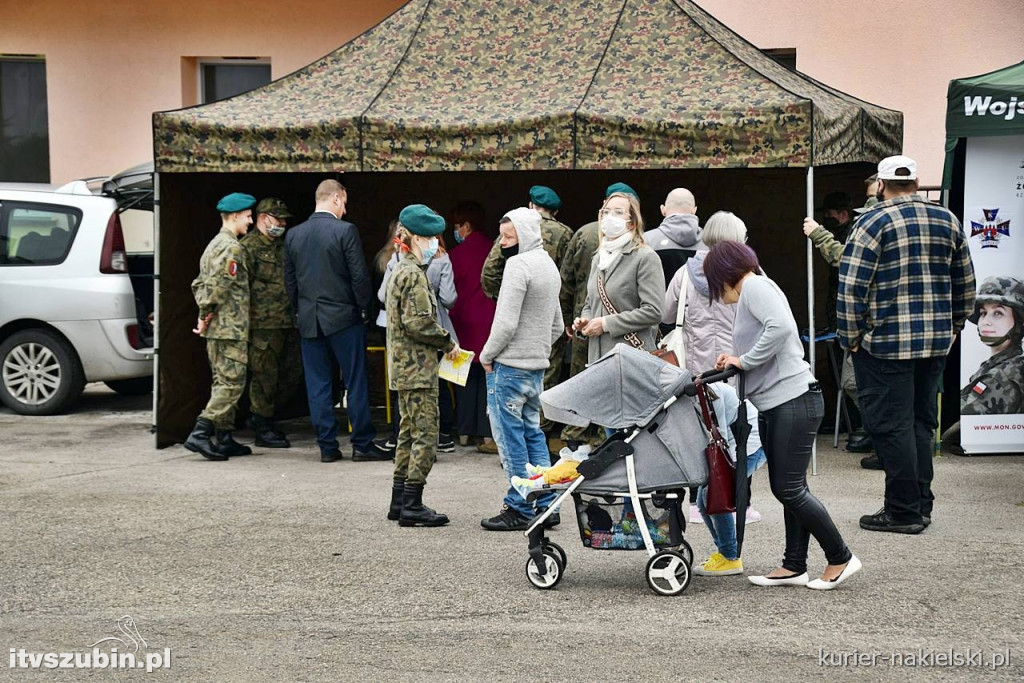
top-left (0, 200), bottom-right (83, 267)
top-left (196, 57), bottom-right (271, 105)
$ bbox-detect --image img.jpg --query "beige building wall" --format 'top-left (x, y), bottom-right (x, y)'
top-left (3, 0), bottom-right (1022, 185)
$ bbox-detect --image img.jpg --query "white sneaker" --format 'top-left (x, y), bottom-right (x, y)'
top-left (806, 555), bottom-right (862, 591)
top-left (689, 504), bottom-right (703, 524)
top-left (748, 572), bottom-right (809, 587)
top-left (745, 507), bottom-right (762, 524)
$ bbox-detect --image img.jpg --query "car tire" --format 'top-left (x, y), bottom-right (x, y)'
top-left (104, 377), bottom-right (153, 396)
top-left (0, 329), bottom-right (86, 415)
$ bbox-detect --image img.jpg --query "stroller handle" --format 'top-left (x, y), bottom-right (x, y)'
top-left (681, 365), bottom-right (741, 396)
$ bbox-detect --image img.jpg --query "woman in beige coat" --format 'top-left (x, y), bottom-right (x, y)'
top-left (574, 192), bottom-right (665, 363)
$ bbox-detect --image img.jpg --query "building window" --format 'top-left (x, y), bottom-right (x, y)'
top-left (199, 59), bottom-right (271, 104)
top-left (764, 48), bottom-right (797, 72)
top-left (0, 56), bottom-right (49, 183)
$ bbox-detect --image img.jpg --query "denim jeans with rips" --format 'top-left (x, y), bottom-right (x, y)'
top-left (486, 362), bottom-right (554, 518)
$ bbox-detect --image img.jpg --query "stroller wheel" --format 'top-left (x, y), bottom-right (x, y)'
top-left (646, 550), bottom-right (691, 596)
top-left (526, 550), bottom-right (564, 590)
top-left (544, 541), bottom-right (568, 569)
top-left (678, 539), bottom-right (694, 566)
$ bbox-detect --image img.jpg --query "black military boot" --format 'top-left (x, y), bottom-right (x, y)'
top-left (247, 414), bottom-right (290, 448)
top-left (398, 483), bottom-right (449, 527)
top-left (215, 430), bottom-right (253, 457)
top-left (387, 477), bottom-right (405, 521)
top-left (184, 418), bottom-right (226, 461)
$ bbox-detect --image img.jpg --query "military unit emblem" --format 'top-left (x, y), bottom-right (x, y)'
top-left (970, 208), bottom-right (1011, 249)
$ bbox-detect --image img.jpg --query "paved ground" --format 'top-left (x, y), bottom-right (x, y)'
top-left (0, 386), bottom-right (1021, 681)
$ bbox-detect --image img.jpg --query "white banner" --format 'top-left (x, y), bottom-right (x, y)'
top-left (960, 135), bottom-right (1024, 454)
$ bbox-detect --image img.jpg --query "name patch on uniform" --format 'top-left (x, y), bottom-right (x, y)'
top-left (227, 260), bottom-right (238, 277)
top-left (973, 381), bottom-right (987, 396)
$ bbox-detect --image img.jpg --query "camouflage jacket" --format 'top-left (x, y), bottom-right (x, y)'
top-left (559, 221), bottom-right (600, 326)
top-left (481, 217), bottom-right (573, 300)
top-left (961, 344), bottom-right (1024, 415)
top-left (808, 226), bottom-right (844, 268)
top-left (241, 229), bottom-right (293, 330)
top-left (191, 228), bottom-right (250, 340)
top-left (386, 251), bottom-right (455, 390)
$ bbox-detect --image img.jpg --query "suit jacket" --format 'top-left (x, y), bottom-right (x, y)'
top-left (284, 211), bottom-right (372, 338)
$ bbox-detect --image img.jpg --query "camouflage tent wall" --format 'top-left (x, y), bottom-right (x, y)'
top-left (152, 0), bottom-right (902, 447)
top-left (153, 0), bottom-right (901, 174)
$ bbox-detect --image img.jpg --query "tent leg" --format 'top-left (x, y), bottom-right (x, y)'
top-left (806, 167), bottom-right (817, 476)
top-left (152, 172), bottom-right (161, 449)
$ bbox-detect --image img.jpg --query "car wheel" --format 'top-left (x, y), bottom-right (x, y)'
top-left (104, 377), bottom-right (153, 395)
top-left (0, 329), bottom-right (86, 415)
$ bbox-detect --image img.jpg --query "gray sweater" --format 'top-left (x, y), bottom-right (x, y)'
top-left (733, 275), bottom-right (816, 411)
top-left (480, 215), bottom-right (563, 370)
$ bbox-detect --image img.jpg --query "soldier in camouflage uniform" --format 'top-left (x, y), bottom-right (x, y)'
top-left (241, 197), bottom-right (300, 448)
top-left (481, 186), bottom-right (572, 441)
top-left (386, 204), bottom-right (461, 528)
top-left (961, 276), bottom-right (1024, 415)
top-left (185, 193), bottom-right (256, 461)
top-left (557, 182), bottom-right (637, 450)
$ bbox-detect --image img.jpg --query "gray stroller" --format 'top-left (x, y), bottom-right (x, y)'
top-left (524, 345), bottom-right (737, 596)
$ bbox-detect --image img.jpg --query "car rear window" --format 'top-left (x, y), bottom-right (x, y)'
top-left (0, 202), bottom-right (82, 266)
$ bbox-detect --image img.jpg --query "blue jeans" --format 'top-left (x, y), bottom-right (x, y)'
top-left (299, 323), bottom-right (375, 453)
top-left (486, 362), bottom-right (553, 518)
top-left (697, 448), bottom-right (767, 560)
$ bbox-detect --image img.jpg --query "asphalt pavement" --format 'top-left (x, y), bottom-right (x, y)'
top-left (0, 385), bottom-right (1021, 681)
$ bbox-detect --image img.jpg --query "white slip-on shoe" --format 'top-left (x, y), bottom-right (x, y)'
top-left (748, 572), bottom-right (809, 587)
top-left (806, 555), bottom-right (862, 591)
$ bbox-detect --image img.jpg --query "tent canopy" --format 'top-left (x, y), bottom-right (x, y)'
top-left (943, 59), bottom-right (1024, 187)
top-left (154, 0), bottom-right (901, 173)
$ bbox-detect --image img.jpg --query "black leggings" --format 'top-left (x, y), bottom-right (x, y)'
top-left (759, 389), bottom-right (851, 574)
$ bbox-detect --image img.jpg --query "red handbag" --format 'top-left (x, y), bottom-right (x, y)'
top-left (696, 380), bottom-right (736, 515)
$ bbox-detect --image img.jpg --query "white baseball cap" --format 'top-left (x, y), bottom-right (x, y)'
top-left (877, 155), bottom-right (918, 181)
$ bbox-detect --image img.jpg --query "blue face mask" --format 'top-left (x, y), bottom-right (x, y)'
top-left (453, 229), bottom-right (465, 245)
top-left (421, 237), bottom-right (439, 264)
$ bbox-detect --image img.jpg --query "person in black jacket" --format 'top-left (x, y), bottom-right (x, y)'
top-left (284, 180), bottom-right (391, 463)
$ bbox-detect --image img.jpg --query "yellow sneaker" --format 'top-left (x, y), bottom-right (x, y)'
top-left (695, 553), bottom-right (744, 576)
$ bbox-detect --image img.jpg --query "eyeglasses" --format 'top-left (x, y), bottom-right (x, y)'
top-left (599, 208), bottom-right (630, 218)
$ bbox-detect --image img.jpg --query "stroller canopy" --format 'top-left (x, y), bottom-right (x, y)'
top-left (541, 345), bottom-right (690, 429)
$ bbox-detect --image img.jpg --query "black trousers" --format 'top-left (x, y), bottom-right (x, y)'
top-left (852, 351), bottom-right (944, 523)
top-left (760, 389), bottom-right (851, 573)
top-left (454, 362), bottom-right (492, 438)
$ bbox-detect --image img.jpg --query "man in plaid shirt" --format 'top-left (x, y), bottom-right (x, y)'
top-left (838, 155), bottom-right (975, 535)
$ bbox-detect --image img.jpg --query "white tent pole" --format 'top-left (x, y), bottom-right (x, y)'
top-left (152, 172), bottom-right (161, 449)
top-left (806, 166), bottom-right (818, 475)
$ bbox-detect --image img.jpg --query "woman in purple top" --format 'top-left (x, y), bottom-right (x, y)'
top-left (448, 202), bottom-right (496, 441)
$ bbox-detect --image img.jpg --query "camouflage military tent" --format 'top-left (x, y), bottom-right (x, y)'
top-left (154, 0), bottom-right (900, 173)
top-left (152, 0), bottom-right (902, 448)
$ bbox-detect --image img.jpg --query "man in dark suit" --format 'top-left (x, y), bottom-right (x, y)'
top-left (284, 179), bottom-right (391, 463)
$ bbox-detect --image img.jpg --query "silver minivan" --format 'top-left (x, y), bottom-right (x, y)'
top-left (0, 166), bottom-right (155, 415)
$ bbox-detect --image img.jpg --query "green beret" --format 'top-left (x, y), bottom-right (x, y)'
top-left (606, 182), bottom-right (638, 199)
top-left (217, 193), bottom-right (256, 213)
top-left (256, 197), bottom-right (293, 220)
top-left (529, 185), bottom-right (562, 210)
top-left (399, 204), bottom-right (445, 237)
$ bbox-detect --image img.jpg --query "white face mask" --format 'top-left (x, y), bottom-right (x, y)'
top-left (600, 214), bottom-right (629, 238)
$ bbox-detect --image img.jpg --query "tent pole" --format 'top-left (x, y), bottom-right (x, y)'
top-left (806, 166), bottom-right (817, 475)
top-left (152, 172), bottom-right (161, 449)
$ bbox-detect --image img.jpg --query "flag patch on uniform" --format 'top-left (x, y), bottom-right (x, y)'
top-left (227, 260), bottom-right (238, 277)
top-left (973, 382), bottom-right (987, 396)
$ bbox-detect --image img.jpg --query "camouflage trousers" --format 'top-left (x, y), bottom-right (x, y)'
top-left (394, 387), bottom-right (439, 487)
top-left (248, 328), bottom-right (302, 418)
top-left (538, 333), bottom-right (568, 433)
top-left (200, 339), bottom-right (248, 430)
top-left (560, 334), bottom-right (592, 442)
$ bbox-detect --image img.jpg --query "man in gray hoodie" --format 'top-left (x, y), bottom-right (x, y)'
top-left (645, 188), bottom-right (704, 288)
top-left (479, 207), bottom-right (564, 531)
